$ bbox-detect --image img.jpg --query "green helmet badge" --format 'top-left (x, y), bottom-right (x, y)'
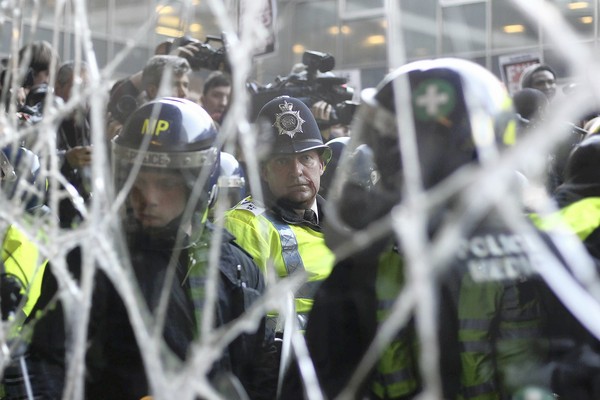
top-left (413, 79), bottom-right (456, 122)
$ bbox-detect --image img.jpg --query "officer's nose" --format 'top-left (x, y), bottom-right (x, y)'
top-left (138, 185), bottom-right (160, 208)
top-left (291, 158), bottom-right (304, 176)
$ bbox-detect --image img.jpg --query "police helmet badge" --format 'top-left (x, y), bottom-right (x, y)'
top-left (273, 100), bottom-right (305, 138)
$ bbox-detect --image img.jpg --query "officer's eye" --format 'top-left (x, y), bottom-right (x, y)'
top-left (300, 154), bottom-right (315, 165)
top-left (156, 178), bottom-right (184, 190)
top-left (274, 157), bottom-right (290, 166)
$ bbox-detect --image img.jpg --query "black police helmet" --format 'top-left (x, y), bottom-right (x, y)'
top-left (112, 97), bottom-right (220, 212)
top-left (256, 96), bottom-right (332, 164)
top-left (561, 135), bottom-right (600, 190)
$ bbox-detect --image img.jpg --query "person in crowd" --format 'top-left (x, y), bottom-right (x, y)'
top-left (282, 58), bottom-right (599, 400)
top-left (200, 70), bottom-right (231, 125)
top-left (535, 135), bottom-right (600, 258)
top-left (520, 63), bottom-right (557, 100)
top-left (222, 95), bottom-right (335, 331)
top-left (7, 41), bottom-right (61, 139)
top-left (54, 60), bottom-right (92, 228)
top-left (512, 87), bottom-right (549, 132)
top-left (106, 54), bottom-right (192, 140)
top-left (139, 54), bottom-right (191, 103)
top-left (14, 98), bottom-right (277, 399)
top-left (518, 64), bottom-right (580, 193)
top-left (9, 40), bottom-right (60, 115)
top-left (0, 146), bottom-right (49, 320)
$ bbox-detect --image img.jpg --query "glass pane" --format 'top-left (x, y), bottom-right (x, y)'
top-left (400, 0), bottom-right (437, 60)
top-left (293, 1), bottom-right (338, 58)
top-left (491, 1), bottom-right (538, 49)
top-left (442, 3), bottom-right (486, 54)
top-left (343, 0), bottom-right (384, 14)
top-left (341, 18), bottom-right (387, 66)
top-left (547, 0), bottom-right (595, 40)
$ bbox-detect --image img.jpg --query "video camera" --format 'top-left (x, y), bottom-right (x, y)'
top-left (173, 34), bottom-right (230, 73)
top-left (247, 50), bottom-right (357, 127)
top-left (108, 34), bottom-right (231, 124)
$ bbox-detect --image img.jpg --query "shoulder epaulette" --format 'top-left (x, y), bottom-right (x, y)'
top-left (235, 198), bottom-right (266, 216)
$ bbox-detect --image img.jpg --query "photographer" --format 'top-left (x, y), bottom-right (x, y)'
top-left (106, 35), bottom-right (228, 140)
top-left (200, 70), bottom-right (231, 125)
top-left (248, 50), bottom-right (357, 141)
top-left (55, 60), bottom-right (92, 228)
top-left (106, 54), bottom-right (192, 140)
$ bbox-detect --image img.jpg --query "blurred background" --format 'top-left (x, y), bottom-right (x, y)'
top-left (1, 0), bottom-right (597, 93)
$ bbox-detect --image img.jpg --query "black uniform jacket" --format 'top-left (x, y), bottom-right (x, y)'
top-left (22, 223), bottom-right (277, 400)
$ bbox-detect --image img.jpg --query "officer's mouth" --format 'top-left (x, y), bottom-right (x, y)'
top-left (138, 213), bottom-right (160, 224)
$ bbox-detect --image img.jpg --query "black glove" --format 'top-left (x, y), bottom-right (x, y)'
top-left (0, 274), bottom-right (24, 320)
top-left (552, 343), bottom-right (600, 399)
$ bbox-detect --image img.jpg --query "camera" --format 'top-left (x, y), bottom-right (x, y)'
top-left (247, 50), bottom-right (357, 127)
top-left (108, 94), bottom-right (138, 125)
top-left (173, 35), bottom-right (230, 73)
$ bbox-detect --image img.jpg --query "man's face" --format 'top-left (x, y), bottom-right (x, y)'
top-left (148, 73), bottom-right (190, 100)
top-left (261, 150), bottom-right (325, 209)
top-left (201, 85), bottom-right (231, 123)
top-left (172, 73), bottom-right (190, 99)
top-left (129, 169), bottom-right (188, 228)
top-left (56, 70), bottom-right (89, 103)
top-left (530, 70), bottom-right (556, 99)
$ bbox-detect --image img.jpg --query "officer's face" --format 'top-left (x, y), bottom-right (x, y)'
top-left (262, 150), bottom-right (325, 208)
top-left (129, 169), bottom-right (188, 228)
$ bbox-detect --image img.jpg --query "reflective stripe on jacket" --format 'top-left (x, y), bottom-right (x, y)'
top-left (530, 197), bottom-right (600, 240)
top-left (223, 196), bottom-right (335, 315)
top-left (2, 224), bottom-right (47, 316)
top-left (372, 248), bottom-right (420, 399)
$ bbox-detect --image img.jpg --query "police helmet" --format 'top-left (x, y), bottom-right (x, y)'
top-left (320, 137), bottom-right (379, 199)
top-left (0, 146), bottom-right (46, 213)
top-left (558, 135), bottom-right (600, 192)
top-left (325, 58), bottom-right (516, 242)
top-left (216, 151), bottom-right (246, 207)
top-left (353, 57), bottom-right (516, 196)
top-left (256, 96), bottom-right (332, 164)
top-left (112, 97), bottom-right (220, 214)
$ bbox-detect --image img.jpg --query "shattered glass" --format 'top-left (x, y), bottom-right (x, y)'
top-left (0, 0), bottom-right (600, 399)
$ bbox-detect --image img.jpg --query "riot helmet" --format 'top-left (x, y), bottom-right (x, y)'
top-left (328, 58), bottom-right (516, 234)
top-left (112, 97), bottom-right (220, 227)
top-left (0, 146), bottom-right (47, 214)
top-left (215, 151), bottom-right (246, 208)
top-left (256, 95), bottom-right (332, 164)
top-left (556, 135), bottom-right (600, 197)
top-left (320, 136), bottom-right (379, 199)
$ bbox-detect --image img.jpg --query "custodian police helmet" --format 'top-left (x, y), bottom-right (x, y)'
top-left (256, 95), bottom-right (332, 164)
top-left (112, 97), bottom-right (220, 211)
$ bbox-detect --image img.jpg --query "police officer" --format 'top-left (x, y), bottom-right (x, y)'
top-left (283, 58), bottom-right (595, 400)
top-left (223, 96), bottom-right (335, 331)
top-left (17, 98), bottom-right (276, 400)
top-left (0, 146), bottom-right (48, 319)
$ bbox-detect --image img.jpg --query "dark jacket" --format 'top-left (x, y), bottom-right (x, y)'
top-left (17, 223), bottom-right (276, 400)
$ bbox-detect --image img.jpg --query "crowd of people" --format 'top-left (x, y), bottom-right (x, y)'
top-left (0, 36), bottom-right (599, 400)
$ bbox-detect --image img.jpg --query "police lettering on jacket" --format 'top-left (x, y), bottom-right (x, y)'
top-left (455, 233), bottom-right (538, 282)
